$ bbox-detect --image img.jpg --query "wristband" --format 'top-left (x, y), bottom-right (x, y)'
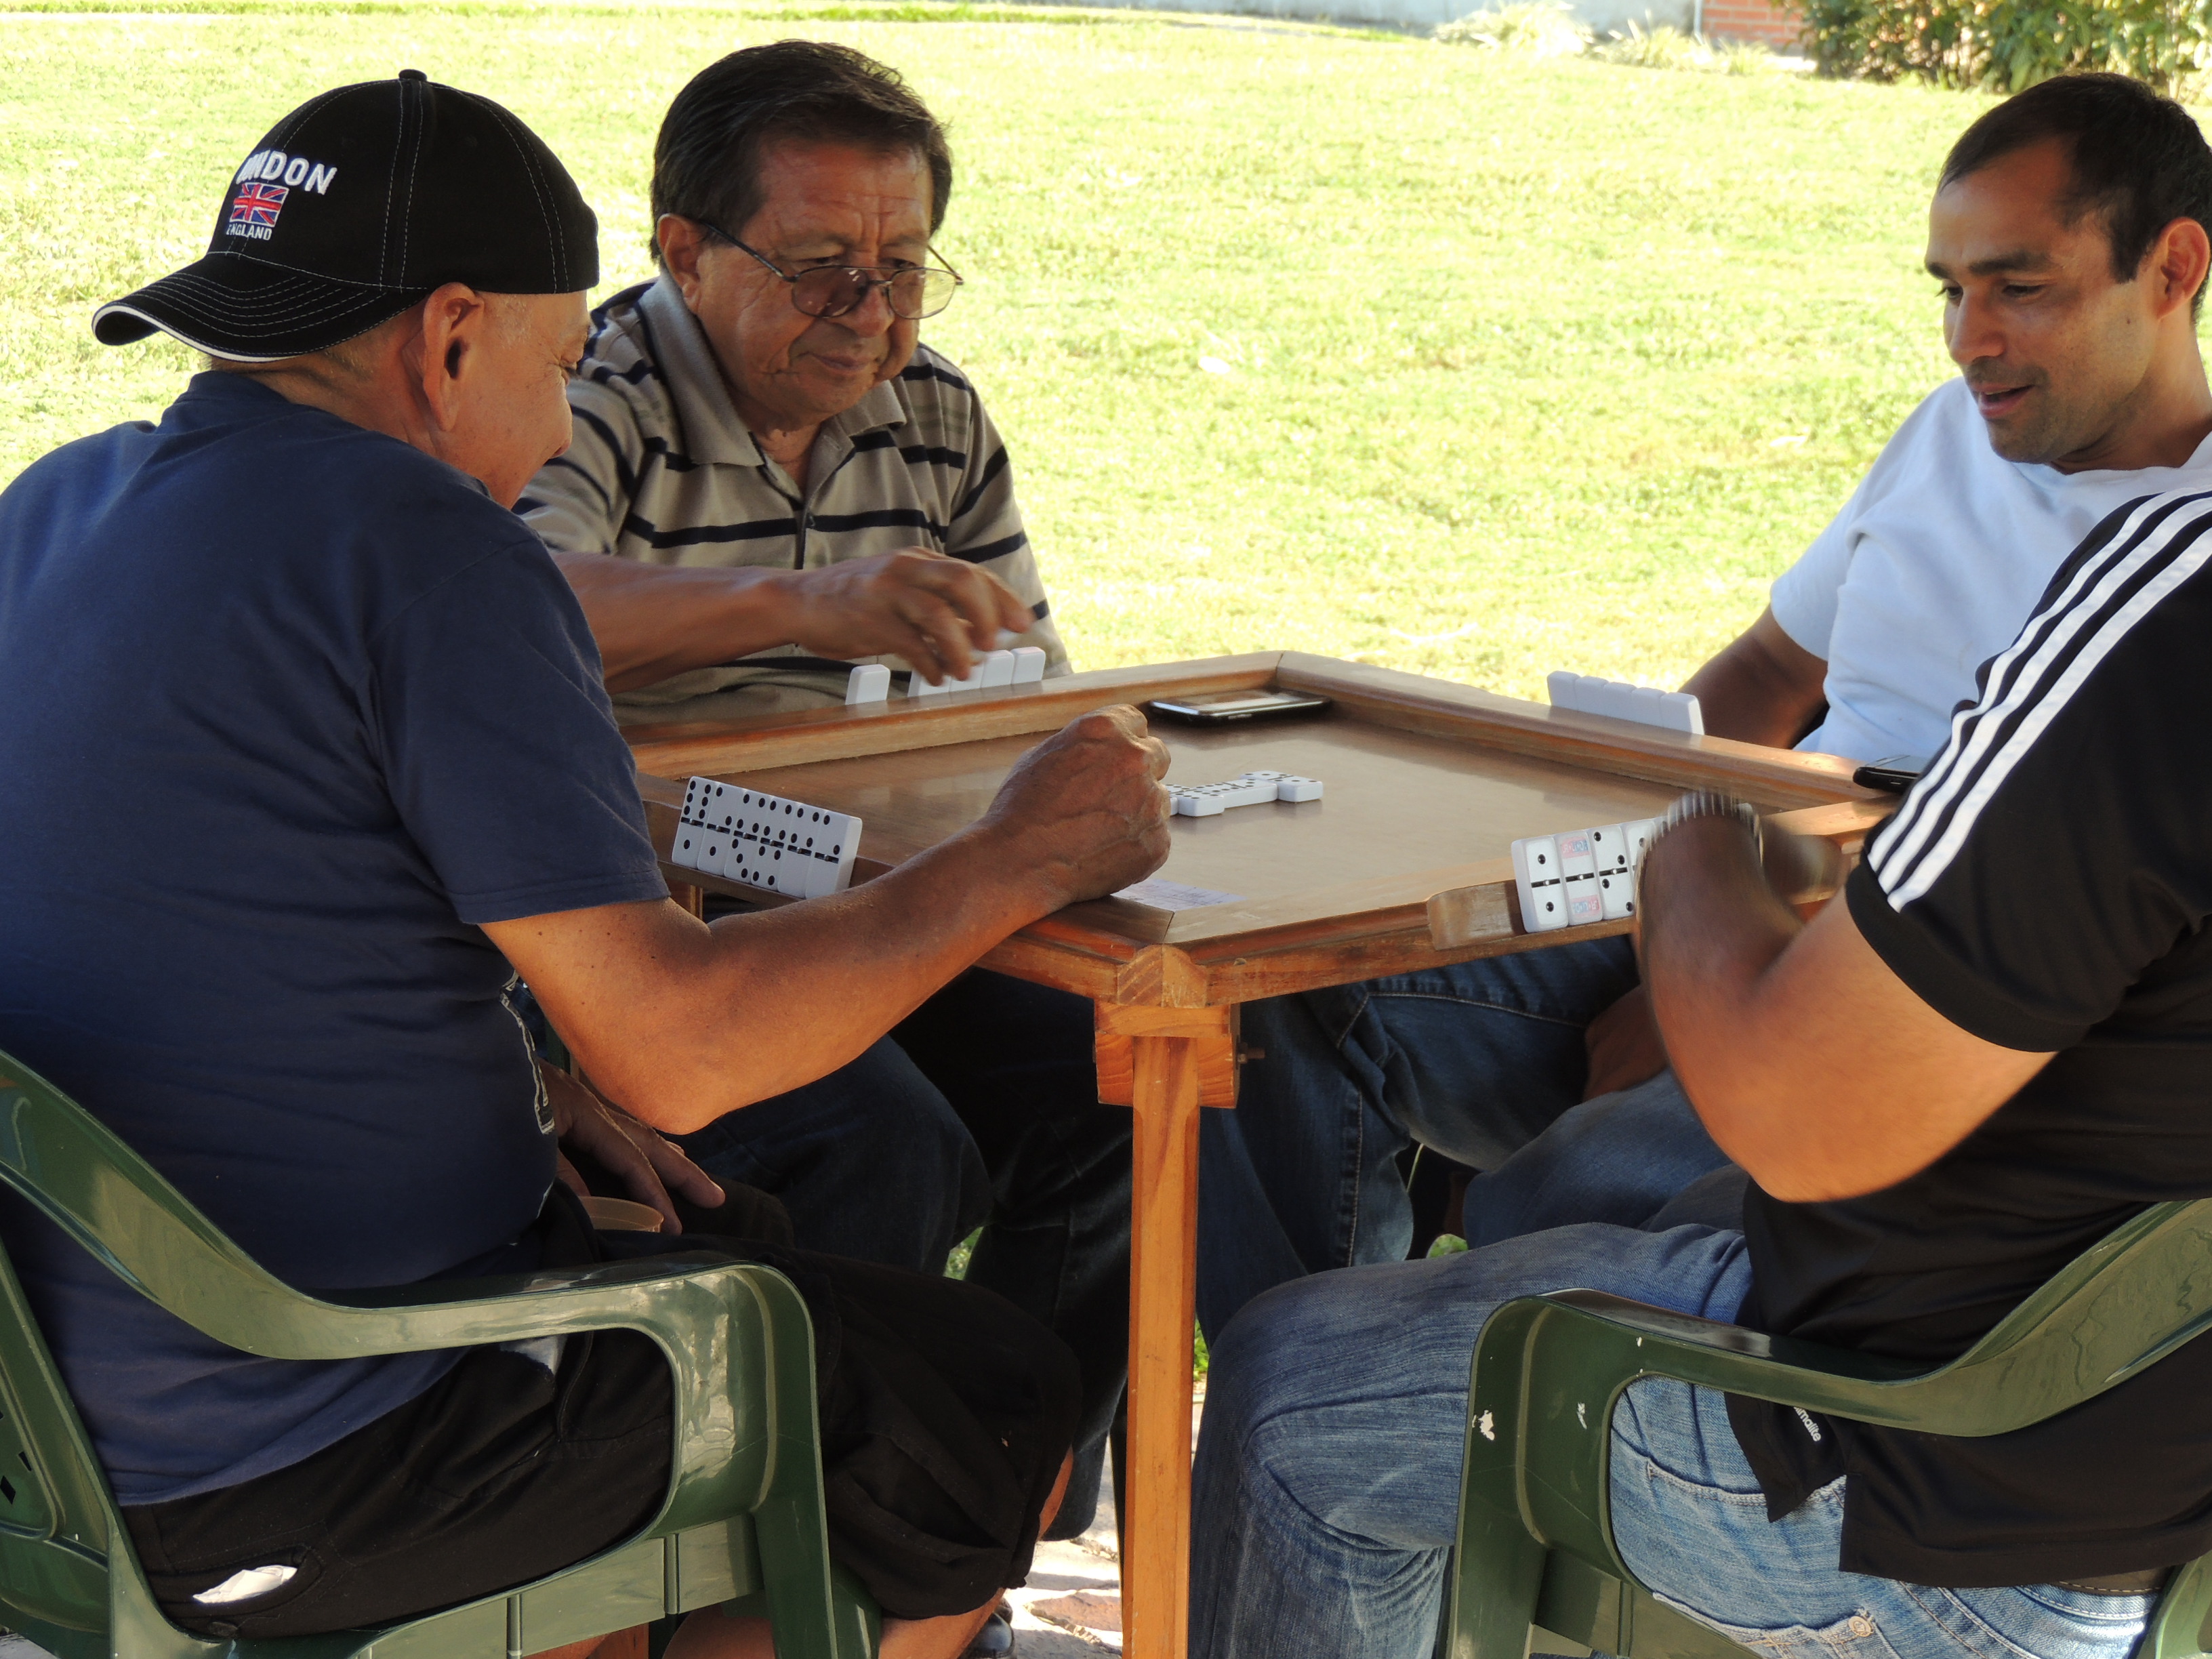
top-left (1637, 788), bottom-right (1762, 909)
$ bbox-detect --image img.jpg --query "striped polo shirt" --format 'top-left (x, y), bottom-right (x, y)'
top-left (519, 274), bottom-right (1068, 723)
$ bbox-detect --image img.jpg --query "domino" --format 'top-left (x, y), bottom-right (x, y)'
top-left (1512, 834), bottom-right (1568, 933)
top-left (1546, 670), bottom-right (1705, 737)
top-left (1011, 647), bottom-right (1048, 684)
top-left (673, 777), bottom-right (863, 899)
top-left (845, 663), bottom-right (892, 705)
top-left (671, 776), bottom-right (713, 872)
top-left (1169, 771), bottom-right (1327, 817)
top-left (980, 650), bottom-right (1017, 689)
top-left (1511, 814), bottom-right (1669, 933)
top-left (1554, 828), bottom-right (1607, 928)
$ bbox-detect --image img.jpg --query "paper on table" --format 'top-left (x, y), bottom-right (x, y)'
top-left (1113, 878), bottom-right (1246, 909)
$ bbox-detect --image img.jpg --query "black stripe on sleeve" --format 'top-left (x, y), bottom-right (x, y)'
top-left (571, 406), bottom-right (640, 502)
top-left (1031, 598), bottom-right (1051, 621)
top-left (952, 531), bottom-right (1030, 565)
top-left (954, 445), bottom-right (1011, 522)
top-left (535, 453), bottom-right (612, 510)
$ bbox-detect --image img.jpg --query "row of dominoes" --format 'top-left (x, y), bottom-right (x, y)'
top-left (671, 776), bottom-right (860, 899)
top-left (845, 648), bottom-right (1048, 705)
top-left (1547, 672), bottom-right (1704, 737)
top-left (1170, 770), bottom-right (1324, 817)
top-left (1511, 819), bottom-right (1660, 932)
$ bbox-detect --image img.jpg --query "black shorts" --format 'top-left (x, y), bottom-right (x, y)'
top-left (122, 1187), bottom-right (1081, 1637)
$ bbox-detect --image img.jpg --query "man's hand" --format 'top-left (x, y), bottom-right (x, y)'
top-left (541, 1061), bottom-right (724, 1231)
top-left (784, 550), bottom-right (1037, 684)
top-left (975, 705), bottom-right (1172, 910)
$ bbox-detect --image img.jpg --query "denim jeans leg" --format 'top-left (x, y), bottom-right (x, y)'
top-left (892, 969), bottom-right (1132, 1538)
top-left (1189, 1221), bottom-right (1751, 1659)
top-left (1458, 1068), bottom-right (1732, 1246)
top-left (1610, 1380), bottom-right (2157, 1659)
top-left (668, 1035), bottom-right (989, 1273)
top-left (1196, 935), bottom-right (1641, 1338)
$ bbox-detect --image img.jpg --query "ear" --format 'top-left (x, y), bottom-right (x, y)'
top-left (657, 216), bottom-right (710, 311)
top-left (2147, 217), bottom-right (2211, 321)
top-left (414, 282), bottom-right (491, 432)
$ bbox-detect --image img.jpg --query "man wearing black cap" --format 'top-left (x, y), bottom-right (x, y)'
top-left (0, 72), bottom-right (1170, 1659)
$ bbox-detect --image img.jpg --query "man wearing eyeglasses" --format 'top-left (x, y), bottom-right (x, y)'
top-left (518, 43), bottom-right (1125, 1581)
top-left (520, 39), bottom-right (1065, 720)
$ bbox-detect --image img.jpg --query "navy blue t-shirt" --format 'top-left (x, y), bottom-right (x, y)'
top-left (0, 373), bottom-right (667, 1504)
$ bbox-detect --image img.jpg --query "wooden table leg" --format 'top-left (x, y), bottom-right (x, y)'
top-left (1097, 1003), bottom-right (1237, 1659)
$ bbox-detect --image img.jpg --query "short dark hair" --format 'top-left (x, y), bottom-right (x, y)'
top-left (649, 41), bottom-right (953, 260)
top-left (1940, 73), bottom-right (2212, 310)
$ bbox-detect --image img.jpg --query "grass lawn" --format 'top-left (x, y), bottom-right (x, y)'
top-left (0, 3), bottom-right (1988, 697)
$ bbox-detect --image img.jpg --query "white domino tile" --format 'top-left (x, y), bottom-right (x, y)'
top-left (1011, 646), bottom-right (1048, 684)
top-left (1512, 834), bottom-right (1568, 933)
top-left (1170, 771), bottom-right (1325, 817)
top-left (845, 663), bottom-right (892, 705)
top-left (674, 778), bottom-right (862, 899)
top-left (980, 650), bottom-right (1017, 688)
top-left (1547, 671), bottom-right (1704, 737)
top-left (1512, 813), bottom-right (1673, 933)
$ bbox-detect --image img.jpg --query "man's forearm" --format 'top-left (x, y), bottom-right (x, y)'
top-left (553, 551), bottom-right (802, 692)
top-left (1637, 813), bottom-right (2051, 1200)
top-left (1637, 815), bottom-right (1807, 1161)
top-left (497, 824), bottom-right (1060, 1134)
top-left (1681, 609), bottom-right (1830, 748)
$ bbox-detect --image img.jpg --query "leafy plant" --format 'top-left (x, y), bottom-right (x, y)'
top-left (1435, 0), bottom-right (1593, 54)
top-left (1801, 0), bottom-right (2212, 92)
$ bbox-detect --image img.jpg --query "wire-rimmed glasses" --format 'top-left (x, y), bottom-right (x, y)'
top-left (697, 220), bottom-right (964, 321)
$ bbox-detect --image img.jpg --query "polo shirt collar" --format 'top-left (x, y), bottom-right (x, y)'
top-left (638, 274), bottom-right (909, 474)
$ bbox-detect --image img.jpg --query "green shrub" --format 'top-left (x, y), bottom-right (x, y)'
top-left (1435, 0), bottom-right (1592, 54)
top-left (1802, 0), bottom-right (2212, 92)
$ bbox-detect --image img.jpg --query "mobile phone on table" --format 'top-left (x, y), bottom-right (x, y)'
top-left (1852, 754), bottom-right (1929, 793)
top-left (1145, 690), bottom-right (1334, 726)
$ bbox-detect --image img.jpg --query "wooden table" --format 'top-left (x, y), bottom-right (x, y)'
top-left (622, 652), bottom-right (1890, 1659)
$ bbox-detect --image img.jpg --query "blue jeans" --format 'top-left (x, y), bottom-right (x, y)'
top-left (1188, 1225), bottom-right (2156, 1659)
top-left (1198, 937), bottom-right (1729, 1336)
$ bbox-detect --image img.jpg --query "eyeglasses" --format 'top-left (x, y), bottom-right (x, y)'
top-left (697, 221), bottom-right (964, 321)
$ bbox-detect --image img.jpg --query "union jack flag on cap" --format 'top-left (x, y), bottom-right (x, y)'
top-left (226, 182), bottom-right (288, 231)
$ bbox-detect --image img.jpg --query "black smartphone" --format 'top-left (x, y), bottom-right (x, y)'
top-left (1145, 690), bottom-right (1334, 726)
top-left (1852, 754), bottom-right (1929, 794)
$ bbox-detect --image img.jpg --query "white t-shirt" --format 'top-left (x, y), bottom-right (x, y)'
top-left (1772, 376), bottom-right (2212, 763)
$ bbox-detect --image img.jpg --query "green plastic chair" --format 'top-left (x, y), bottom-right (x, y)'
top-left (1443, 1196), bottom-right (2212, 1659)
top-left (0, 1048), bottom-right (880, 1659)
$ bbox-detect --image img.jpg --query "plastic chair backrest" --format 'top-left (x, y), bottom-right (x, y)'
top-left (1446, 1195), bottom-right (2212, 1659)
top-left (0, 1048), bottom-right (874, 1659)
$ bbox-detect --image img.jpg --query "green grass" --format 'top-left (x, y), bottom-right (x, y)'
top-left (0, 3), bottom-right (1991, 696)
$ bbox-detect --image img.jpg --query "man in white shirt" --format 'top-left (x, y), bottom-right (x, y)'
top-left (1197, 70), bottom-right (2212, 1339)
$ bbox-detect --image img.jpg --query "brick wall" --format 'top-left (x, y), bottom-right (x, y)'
top-left (1697, 0), bottom-right (1803, 47)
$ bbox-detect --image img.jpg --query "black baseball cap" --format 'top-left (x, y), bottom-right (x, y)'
top-left (94, 71), bottom-right (599, 362)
